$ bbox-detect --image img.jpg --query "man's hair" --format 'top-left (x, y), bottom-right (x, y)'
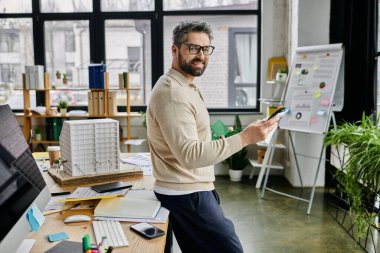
top-left (172, 20), bottom-right (213, 46)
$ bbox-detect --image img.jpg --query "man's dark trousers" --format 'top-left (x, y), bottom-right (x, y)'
top-left (155, 190), bottom-right (244, 253)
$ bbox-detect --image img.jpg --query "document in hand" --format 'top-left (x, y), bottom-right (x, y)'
top-left (94, 196), bottom-right (161, 219)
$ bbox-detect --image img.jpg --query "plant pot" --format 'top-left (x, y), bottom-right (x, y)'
top-left (60, 108), bottom-right (67, 115)
top-left (35, 133), bottom-right (42, 141)
top-left (275, 72), bottom-right (287, 82)
top-left (63, 78), bottom-right (68, 84)
top-left (229, 169), bottom-right (243, 182)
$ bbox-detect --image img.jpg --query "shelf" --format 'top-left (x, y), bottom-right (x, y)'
top-left (266, 80), bottom-right (286, 85)
top-left (259, 98), bottom-right (282, 104)
top-left (21, 71), bottom-right (138, 152)
top-left (257, 141), bottom-right (286, 149)
top-left (248, 158), bottom-right (284, 170)
top-left (108, 112), bottom-right (141, 117)
top-left (30, 140), bottom-right (59, 144)
top-left (26, 113), bottom-right (89, 118)
top-left (109, 87), bottom-right (141, 91)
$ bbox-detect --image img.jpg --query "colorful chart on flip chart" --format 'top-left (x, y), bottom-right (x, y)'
top-left (279, 44), bottom-right (344, 134)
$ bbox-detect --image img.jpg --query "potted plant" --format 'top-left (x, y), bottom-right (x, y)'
top-left (58, 100), bottom-right (68, 115)
top-left (275, 68), bottom-right (288, 82)
top-left (56, 70), bottom-right (61, 80)
top-left (324, 113), bottom-right (380, 238)
top-left (225, 115), bottom-right (249, 181)
top-left (33, 127), bottom-right (42, 141)
top-left (62, 73), bottom-right (68, 84)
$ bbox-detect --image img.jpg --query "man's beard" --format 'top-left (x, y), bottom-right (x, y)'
top-left (178, 53), bottom-right (208, 77)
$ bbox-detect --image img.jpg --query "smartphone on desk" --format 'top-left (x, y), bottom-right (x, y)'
top-left (130, 222), bottom-right (165, 239)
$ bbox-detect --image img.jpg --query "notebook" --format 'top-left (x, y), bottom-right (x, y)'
top-left (94, 196), bottom-right (161, 219)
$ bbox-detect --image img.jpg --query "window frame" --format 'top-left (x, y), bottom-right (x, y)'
top-left (0, 0), bottom-right (261, 113)
top-left (228, 27), bottom-right (258, 109)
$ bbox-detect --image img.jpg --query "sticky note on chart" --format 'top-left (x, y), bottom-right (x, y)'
top-left (320, 98), bottom-right (330, 106)
top-left (314, 91), bottom-right (321, 99)
top-left (317, 110), bottom-right (326, 116)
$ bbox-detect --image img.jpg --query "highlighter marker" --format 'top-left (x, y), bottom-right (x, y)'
top-left (82, 234), bottom-right (91, 252)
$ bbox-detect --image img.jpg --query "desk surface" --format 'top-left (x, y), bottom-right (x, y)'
top-left (28, 158), bottom-right (167, 253)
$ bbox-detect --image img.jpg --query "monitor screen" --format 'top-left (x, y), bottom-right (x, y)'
top-left (0, 104), bottom-right (51, 252)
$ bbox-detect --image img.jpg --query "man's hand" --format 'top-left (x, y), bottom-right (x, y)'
top-left (238, 116), bottom-right (280, 147)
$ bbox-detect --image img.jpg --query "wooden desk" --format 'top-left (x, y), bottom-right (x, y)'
top-left (28, 160), bottom-right (167, 253)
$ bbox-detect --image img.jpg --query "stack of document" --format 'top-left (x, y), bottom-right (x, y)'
top-left (94, 190), bottom-right (169, 223)
top-left (62, 187), bottom-right (129, 202)
top-left (120, 153), bottom-right (153, 175)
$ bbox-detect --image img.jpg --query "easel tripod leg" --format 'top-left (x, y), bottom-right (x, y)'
top-left (306, 144), bottom-right (324, 215)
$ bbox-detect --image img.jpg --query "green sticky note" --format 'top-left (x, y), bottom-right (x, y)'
top-left (211, 120), bottom-right (230, 140)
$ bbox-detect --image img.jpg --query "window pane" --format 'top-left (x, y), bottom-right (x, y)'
top-left (378, 1), bottom-right (380, 115)
top-left (40, 0), bottom-right (92, 13)
top-left (0, 0), bottom-right (32, 13)
top-left (164, 15), bottom-right (258, 109)
top-left (0, 18), bottom-right (34, 109)
top-left (45, 20), bottom-right (90, 106)
top-left (105, 19), bottom-right (151, 106)
top-left (164, 0), bottom-right (258, 11)
top-left (101, 0), bottom-right (154, 11)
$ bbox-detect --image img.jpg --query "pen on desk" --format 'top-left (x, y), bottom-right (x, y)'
top-left (51, 191), bottom-right (71, 196)
top-left (106, 246), bottom-right (114, 253)
top-left (59, 203), bottom-right (81, 214)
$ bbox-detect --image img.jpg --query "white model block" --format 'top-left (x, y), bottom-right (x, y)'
top-left (60, 119), bottom-right (120, 176)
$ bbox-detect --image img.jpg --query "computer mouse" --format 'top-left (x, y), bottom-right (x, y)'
top-left (63, 214), bottom-right (91, 223)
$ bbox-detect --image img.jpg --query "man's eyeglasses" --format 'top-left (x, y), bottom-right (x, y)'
top-left (182, 43), bottom-right (215, 55)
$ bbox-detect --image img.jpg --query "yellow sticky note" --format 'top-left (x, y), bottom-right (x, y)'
top-left (314, 65), bottom-right (319, 70)
top-left (314, 91), bottom-right (321, 99)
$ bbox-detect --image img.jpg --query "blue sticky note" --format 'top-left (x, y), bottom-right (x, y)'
top-left (31, 203), bottom-right (45, 226)
top-left (317, 110), bottom-right (326, 116)
top-left (48, 232), bottom-right (69, 242)
top-left (26, 208), bottom-right (40, 232)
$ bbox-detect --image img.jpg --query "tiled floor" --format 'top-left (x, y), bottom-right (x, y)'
top-left (172, 176), bottom-right (366, 253)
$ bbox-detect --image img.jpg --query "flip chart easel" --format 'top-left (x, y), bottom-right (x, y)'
top-left (259, 44), bottom-right (344, 215)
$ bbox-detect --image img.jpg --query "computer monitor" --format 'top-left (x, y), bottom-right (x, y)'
top-left (0, 104), bottom-right (51, 252)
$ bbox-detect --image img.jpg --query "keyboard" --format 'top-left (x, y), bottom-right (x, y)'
top-left (92, 220), bottom-right (129, 248)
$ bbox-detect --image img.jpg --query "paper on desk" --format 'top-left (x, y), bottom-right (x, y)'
top-left (62, 187), bottom-right (129, 202)
top-left (94, 206), bottom-right (170, 224)
top-left (124, 139), bottom-right (146, 145)
top-left (15, 239), bottom-right (35, 253)
top-left (43, 195), bottom-right (99, 214)
top-left (120, 153), bottom-right (153, 176)
top-left (44, 195), bottom-right (68, 212)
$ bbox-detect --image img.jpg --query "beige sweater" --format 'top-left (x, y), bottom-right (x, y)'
top-left (147, 69), bottom-right (242, 191)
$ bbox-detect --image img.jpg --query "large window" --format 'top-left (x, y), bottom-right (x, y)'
top-left (164, 15), bottom-right (258, 109)
top-left (105, 19), bottom-right (151, 106)
top-left (378, 1), bottom-right (380, 115)
top-left (40, 0), bottom-right (92, 13)
top-left (0, 0), bottom-right (260, 112)
top-left (0, 18), bottom-right (34, 108)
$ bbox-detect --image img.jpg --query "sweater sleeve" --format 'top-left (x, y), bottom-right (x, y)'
top-left (156, 99), bottom-right (242, 169)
